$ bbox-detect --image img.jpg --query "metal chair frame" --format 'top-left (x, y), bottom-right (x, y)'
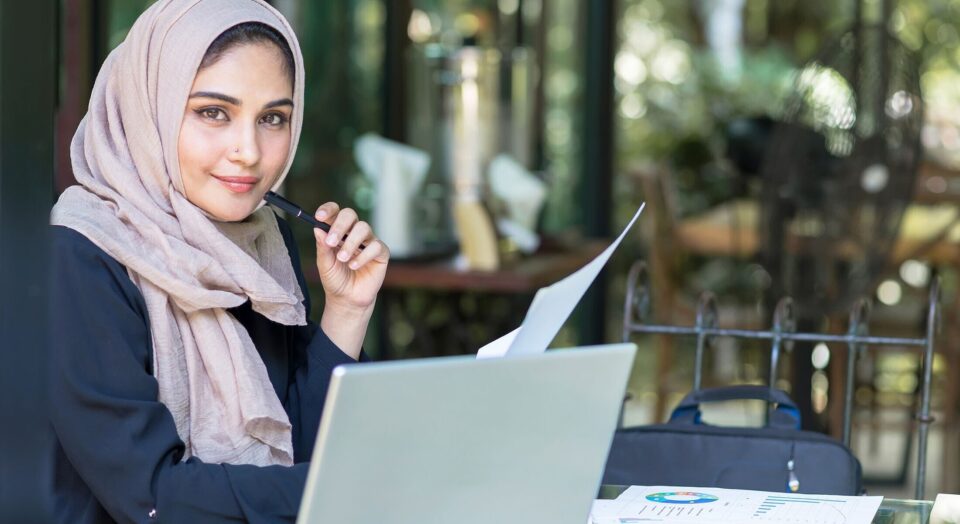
top-left (622, 260), bottom-right (941, 500)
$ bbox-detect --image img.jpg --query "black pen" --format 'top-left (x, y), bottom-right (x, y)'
top-left (263, 191), bottom-right (366, 250)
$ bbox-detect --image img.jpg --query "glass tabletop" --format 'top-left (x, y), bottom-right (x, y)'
top-left (872, 498), bottom-right (934, 524)
top-left (597, 486), bottom-right (933, 524)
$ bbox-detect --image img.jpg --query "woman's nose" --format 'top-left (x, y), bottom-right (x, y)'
top-left (227, 124), bottom-right (261, 166)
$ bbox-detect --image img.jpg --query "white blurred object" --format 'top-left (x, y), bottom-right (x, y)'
top-left (697, 0), bottom-right (745, 81)
top-left (354, 134), bottom-right (431, 258)
top-left (932, 494), bottom-right (960, 524)
top-left (496, 219), bottom-right (539, 253)
top-left (488, 155), bottom-right (546, 254)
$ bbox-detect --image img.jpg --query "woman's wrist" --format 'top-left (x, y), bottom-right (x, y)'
top-left (319, 299), bottom-right (375, 360)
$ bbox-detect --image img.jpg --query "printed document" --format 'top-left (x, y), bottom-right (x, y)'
top-left (477, 203), bottom-right (645, 358)
top-left (589, 485), bottom-right (882, 524)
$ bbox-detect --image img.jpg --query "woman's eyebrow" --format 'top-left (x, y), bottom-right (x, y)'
top-left (264, 98), bottom-right (294, 109)
top-left (189, 91), bottom-right (240, 105)
top-left (188, 92), bottom-right (293, 110)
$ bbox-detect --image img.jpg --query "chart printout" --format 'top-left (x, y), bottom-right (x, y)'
top-left (590, 486), bottom-right (882, 524)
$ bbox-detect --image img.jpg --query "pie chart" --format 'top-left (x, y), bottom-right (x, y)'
top-left (645, 491), bottom-right (719, 504)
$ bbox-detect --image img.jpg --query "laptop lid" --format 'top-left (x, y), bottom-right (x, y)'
top-left (297, 343), bottom-right (636, 524)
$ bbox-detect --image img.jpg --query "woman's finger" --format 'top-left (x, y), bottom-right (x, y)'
top-left (314, 202), bottom-right (340, 222)
top-left (337, 221), bottom-right (371, 262)
top-left (324, 207), bottom-right (358, 248)
top-left (347, 239), bottom-right (388, 270)
top-left (313, 202), bottom-right (341, 257)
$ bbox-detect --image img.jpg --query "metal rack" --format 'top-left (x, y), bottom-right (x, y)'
top-left (621, 260), bottom-right (941, 500)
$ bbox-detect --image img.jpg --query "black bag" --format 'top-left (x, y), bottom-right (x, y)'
top-left (602, 385), bottom-right (863, 495)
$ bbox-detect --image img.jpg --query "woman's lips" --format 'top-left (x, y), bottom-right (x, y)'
top-left (212, 174), bottom-right (259, 194)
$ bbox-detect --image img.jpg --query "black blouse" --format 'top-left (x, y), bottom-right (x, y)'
top-left (49, 218), bottom-right (359, 524)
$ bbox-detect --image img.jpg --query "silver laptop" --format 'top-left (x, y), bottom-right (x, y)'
top-left (297, 343), bottom-right (636, 524)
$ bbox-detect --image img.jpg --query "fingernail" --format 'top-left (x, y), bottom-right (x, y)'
top-left (349, 261), bottom-right (359, 270)
top-left (337, 250), bottom-right (350, 262)
top-left (326, 235), bottom-right (338, 247)
top-left (316, 210), bottom-right (328, 220)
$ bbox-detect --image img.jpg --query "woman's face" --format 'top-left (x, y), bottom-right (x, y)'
top-left (179, 42), bottom-right (293, 222)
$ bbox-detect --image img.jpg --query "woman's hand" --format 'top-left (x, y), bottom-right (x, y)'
top-left (313, 202), bottom-right (389, 358)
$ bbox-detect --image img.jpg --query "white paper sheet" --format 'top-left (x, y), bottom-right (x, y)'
top-left (931, 493), bottom-right (960, 524)
top-left (590, 485), bottom-right (883, 524)
top-left (476, 327), bottom-right (521, 359)
top-left (476, 203), bottom-right (645, 358)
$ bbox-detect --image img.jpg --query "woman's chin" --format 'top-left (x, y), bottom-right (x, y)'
top-left (205, 200), bottom-right (261, 222)
top-left (185, 184), bottom-right (270, 222)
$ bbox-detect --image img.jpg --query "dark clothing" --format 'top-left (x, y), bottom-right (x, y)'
top-left (49, 218), bottom-right (358, 524)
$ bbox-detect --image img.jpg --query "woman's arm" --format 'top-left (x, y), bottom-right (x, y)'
top-left (319, 302), bottom-right (374, 361)
top-left (275, 216), bottom-right (367, 461)
top-left (50, 227), bottom-right (305, 524)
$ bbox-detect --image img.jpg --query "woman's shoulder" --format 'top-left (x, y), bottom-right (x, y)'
top-left (52, 216), bottom-right (296, 271)
top-left (51, 224), bottom-right (128, 274)
top-left (50, 215), bottom-right (301, 310)
top-left (52, 223), bottom-right (109, 253)
top-left (50, 225), bottom-right (147, 311)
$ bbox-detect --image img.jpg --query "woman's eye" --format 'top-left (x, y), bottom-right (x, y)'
top-left (197, 107), bottom-right (227, 121)
top-left (260, 113), bottom-right (288, 127)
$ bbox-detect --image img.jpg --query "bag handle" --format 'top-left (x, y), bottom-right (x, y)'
top-left (668, 385), bottom-right (802, 430)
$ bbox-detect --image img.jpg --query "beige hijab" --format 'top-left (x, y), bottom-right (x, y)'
top-left (51, 0), bottom-right (307, 466)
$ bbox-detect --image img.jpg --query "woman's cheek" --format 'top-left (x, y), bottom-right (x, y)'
top-left (178, 120), bottom-right (223, 197)
top-left (262, 132), bottom-right (291, 181)
top-left (184, 123), bottom-right (225, 167)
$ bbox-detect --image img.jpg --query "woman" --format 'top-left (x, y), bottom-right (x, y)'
top-left (48, 0), bottom-right (387, 522)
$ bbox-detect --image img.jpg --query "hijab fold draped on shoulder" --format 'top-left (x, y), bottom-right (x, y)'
top-left (51, 0), bottom-right (307, 467)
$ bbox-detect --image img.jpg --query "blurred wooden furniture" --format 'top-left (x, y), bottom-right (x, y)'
top-left (669, 161), bottom-right (960, 262)
top-left (374, 241), bottom-right (607, 360)
top-left (382, 242), bottom-right (606, 293)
